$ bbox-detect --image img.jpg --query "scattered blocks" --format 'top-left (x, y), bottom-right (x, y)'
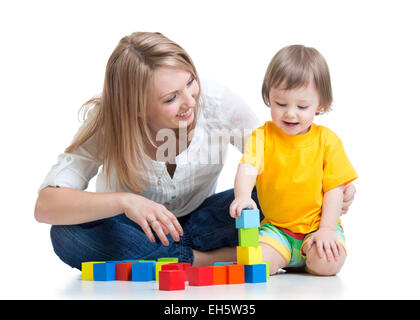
top-left (213, 265), bottom-right (228, 285)
top-left (93, 262), bottom-right (116, 281)
top-left (188, 266), bottom-right (214, 286)
top-left (245, 264), bottom-right (267, 283)
top-left (81, 261), bottom-right (104, 281)
top-left (235, 209), bottom-right (260, 229)
top-left (236, 246), bottom-right (263, 265)
top-left (132, 262), bottom-right (155, 282)
top-left (227, 264), bottom-right (245, 284)
top-left (159, 270), bottom-right (186, 291)
top-left (238, 228), bottom-right (259, 247)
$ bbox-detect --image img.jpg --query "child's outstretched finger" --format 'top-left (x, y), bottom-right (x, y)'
top-left (331, 241), bottom-right (340, 260)
top-left (323, 242), bottom-right (333, 262)
top-left (316, 240), bottom-right (325, 259)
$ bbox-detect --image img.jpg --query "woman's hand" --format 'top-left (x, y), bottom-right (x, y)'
top-left (341, 183), bottom-right (356, 215)
top-left (229, 197), bottom-right (258, 218)
top-left (121, 193), bottom-right (183, 246)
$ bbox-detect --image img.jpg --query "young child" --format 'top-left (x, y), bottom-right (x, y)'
top-left (230, 45), bottom-right (357, 276)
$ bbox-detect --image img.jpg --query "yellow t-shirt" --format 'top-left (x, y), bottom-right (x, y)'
top-left (241, 121), bottom-right (358, 234)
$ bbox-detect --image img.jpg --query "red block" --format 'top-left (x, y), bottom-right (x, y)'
top-left (187, 266), bottom-right (214, 286)
top-left (162, 262), bottom-right (191, 273)
top-left (116, 262), bottom-right (135, 281)
top-left (159, 270), bottom-right (186, 291)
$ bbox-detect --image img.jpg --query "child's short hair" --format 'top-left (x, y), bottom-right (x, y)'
top-left (262, 45), bottom-right (333, 113)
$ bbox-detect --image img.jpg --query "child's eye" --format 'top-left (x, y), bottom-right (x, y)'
top-left (275, 102), bottom-right (287, 107)
top-left (298, 105), bottom-right (309, 109)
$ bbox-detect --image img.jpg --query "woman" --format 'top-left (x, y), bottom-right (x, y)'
top-left (34, 32), bottom-right (355, 269)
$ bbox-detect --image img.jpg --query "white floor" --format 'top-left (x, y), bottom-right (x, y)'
top-left (3, 253), bottom-right (419, 300)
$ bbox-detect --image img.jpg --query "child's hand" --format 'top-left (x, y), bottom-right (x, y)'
top-left (305, 228), bottom-right (342, 262)
top-left (229, 197), bottom-right (257, 218)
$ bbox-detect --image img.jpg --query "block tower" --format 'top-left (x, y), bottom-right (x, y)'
top-left (235, 209), bottom-right (268, 283)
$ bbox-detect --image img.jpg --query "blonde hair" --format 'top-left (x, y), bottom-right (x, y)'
top-left (262, 45), bottom-right (333, 113)
top-left (66, 32), bottom-right (201, 194)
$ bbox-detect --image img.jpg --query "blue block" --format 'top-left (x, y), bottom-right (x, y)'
top-left (245, 264), bottom-right (267, 283)
top-left (93, 262), bottom-right (116, 281)
top-left (214, 262), bottom-right (234, 266)
top-left (132, 262), bottom-right (155, 281)
top-left (235, 209), bottom-right (260, 229)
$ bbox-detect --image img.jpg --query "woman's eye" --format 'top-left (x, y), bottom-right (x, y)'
top-left (164, 95), bottom-right (176, 103)
top-left (187, 77), bottom-right (195, 86)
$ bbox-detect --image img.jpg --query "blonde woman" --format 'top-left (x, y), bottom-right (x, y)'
top-left (34, 32), bottom-right (356, 269)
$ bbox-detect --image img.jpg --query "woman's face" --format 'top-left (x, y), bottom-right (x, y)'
top-left (146, 67), bottom-right (199, 135)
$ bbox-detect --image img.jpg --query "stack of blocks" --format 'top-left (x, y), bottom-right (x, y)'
top-left (81, 209), bottom-right (268, 290)
top-left (236, 209), bottom-right (269, 283)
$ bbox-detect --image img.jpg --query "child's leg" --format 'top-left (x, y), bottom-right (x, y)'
top-left (260, 242), bottom-right (288, 275)
top-left (302, 242), bottom-right (346, 276)
top-left (259, 223), bottom-right (292, 275)
top-left (301, 225), bottom-right (347, 276)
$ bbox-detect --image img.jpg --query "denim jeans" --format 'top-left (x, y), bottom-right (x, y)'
top-left (50, 188), bottom-right (261, 270)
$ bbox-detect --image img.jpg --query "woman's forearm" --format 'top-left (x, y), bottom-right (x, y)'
top-left (34, 186), bottom-right (130, 225)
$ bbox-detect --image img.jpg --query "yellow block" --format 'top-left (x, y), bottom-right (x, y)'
top-left (81, 261), bottom-right (104, 281)
top-left (155, 261), bottom-right (172, 281)
top-left (236, 246), bottom-right (262, 265)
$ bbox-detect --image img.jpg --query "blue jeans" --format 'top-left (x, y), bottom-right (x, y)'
top-left (50, 188), bottom-right (261, 270)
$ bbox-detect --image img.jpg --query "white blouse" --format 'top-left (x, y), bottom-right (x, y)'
top-left (39, 78), bottom-right (261, 217)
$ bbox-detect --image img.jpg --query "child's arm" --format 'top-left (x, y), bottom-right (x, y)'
top-left (305, 185), bottom-right (345, 261)
top-left (229, 163), bottom-right (258, 218)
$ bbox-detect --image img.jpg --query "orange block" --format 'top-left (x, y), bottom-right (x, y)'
top-left (227, 264), bottom-right (244, 284)
top-left (213, 265), bottom-right (228, 285)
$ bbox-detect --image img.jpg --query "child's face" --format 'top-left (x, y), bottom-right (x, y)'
top-left (269, 79), bottom-right (322, 135)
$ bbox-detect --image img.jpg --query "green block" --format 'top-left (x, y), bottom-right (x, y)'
top-left (238, 228), bottom-right (259, 247)
top-left (263, 261), bottom-right (270, 280)
top-left (157, 257), bottom-right (178, 262)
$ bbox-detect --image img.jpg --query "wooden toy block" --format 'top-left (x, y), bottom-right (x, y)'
top-left (214, 262), bottom-right (234, 266)
top-left (155, 262), bottom-right (172, 281)
top-left (93, 262), bottom-right (116, 281)
top-left (162, 262), bottom-right (191, 274)
top-left (263, 261), bottom-right (270, 280)
top-left (245, 264), bottom-right (267, 283)
top-left (116, 262), bottom-right (135, 281)
top-left (157, 257), bottom-right (179, 263)
top-left (227, 264), bottom-right (245, 284)
top-left (236, 246), bottom-right (262, 265)
top-left (81, 261), bottom-right (104, 281)
top-left (132, 262), bottom-right (155, 282)
top-left (238, 228), bottom-right (259, 247)
top-left (159, 270), bottom-right (186, 291)
top-left (187, 266), bottom-right (214, 286)
top-left (235, 209), bottom-right (260, 229)
top-left (213, 265), bottom-right (228, 285)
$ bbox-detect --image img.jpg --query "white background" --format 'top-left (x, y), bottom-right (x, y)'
top-left (1, 0), bottom-right (420, 299)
